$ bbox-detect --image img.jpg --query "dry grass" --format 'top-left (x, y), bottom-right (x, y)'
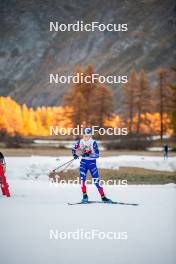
top-left (1, 147), bottom-right (175, 157)
top-left (49, 167), bottom-right (176, 185)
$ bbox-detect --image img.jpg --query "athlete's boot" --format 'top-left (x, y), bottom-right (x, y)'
top-left (101, 195), bottom-right (113, 203)
top-left (81, 193), bottom-right (88, 203)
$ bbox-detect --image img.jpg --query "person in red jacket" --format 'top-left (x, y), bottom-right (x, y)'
top-left (0, 152), bottom-right (10, 197)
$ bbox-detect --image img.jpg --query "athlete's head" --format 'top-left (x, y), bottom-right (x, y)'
top-left (82, 128), bottom-right (92, 140)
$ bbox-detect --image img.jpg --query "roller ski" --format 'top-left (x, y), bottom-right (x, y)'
top-left (68, 200), bottom-right (139, 206)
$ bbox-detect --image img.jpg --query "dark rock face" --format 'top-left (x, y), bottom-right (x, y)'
top-left (0, 0), bottom-right (175, 110)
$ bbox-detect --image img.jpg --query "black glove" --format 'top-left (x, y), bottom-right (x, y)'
top-left (73, 154), bottom-right (79, 159)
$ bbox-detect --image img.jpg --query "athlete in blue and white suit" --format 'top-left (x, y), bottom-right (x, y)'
top-left (72, 128), bottom-right (112, 203)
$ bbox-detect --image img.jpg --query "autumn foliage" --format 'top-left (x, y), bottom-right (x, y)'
top-left (64, 65), bottom-right (113, 127)
top-left (0, 96), bottom-right (172, 137)
top-left (0, 96), bottom-right (72, 136)
top-left (123, 67), bottom-right (174, 138)
top-left (0, 65), bottom-right (174, 138)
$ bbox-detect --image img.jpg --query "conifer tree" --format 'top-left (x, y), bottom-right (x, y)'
top-left (122, 68), bottom-right (138, 133)
top-left (64, 65), bottom-right (113, 127)
top-left (90, 84), bottom-right (113, 127)
top-left (135, 69), bottom-right (151, 134)
top-left (170, 66), bottom-right (176, 135)
top-left (154, 69), bottom-right (173, 139)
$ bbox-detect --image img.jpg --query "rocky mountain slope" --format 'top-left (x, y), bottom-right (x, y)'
top-left (0, 0), bottom-right (175, 110)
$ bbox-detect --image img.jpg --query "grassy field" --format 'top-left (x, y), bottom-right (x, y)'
top-left (49, 167), bottom-right (176, 185)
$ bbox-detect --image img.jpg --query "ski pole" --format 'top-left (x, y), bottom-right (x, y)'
top-left (59, 158), bottom-right (75, 173)
top-left (52, 158), bottom-right (75, 173)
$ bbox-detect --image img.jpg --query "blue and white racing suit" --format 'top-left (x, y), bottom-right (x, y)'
top-left (72, 138), bottom-right (104, 195)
